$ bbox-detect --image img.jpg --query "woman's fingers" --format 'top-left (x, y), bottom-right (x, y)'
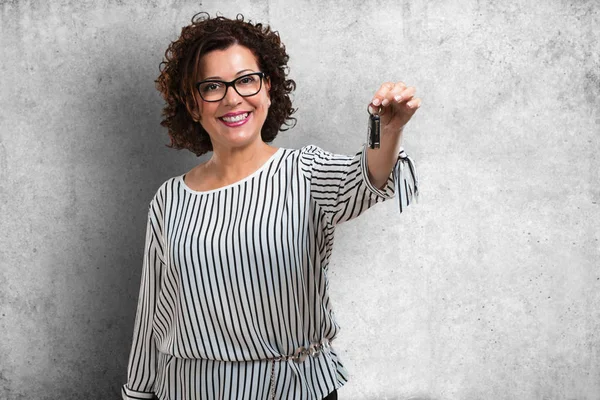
top-left (371, 82), bottom-right (396, 107)
top-left (392, 85), bottom-right (416, 104)
top-left (371, 81), bottom-right (420, 122)
top-left (405, 97), bottom-right (422, 109)
top-left (371, 82), bottom-right (417, 108)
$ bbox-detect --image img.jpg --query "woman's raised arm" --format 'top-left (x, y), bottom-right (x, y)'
top-left (366, 81), bottom-right (421, 189)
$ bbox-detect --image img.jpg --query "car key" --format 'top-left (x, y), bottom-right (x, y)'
top-left (368, 105), bottom-right (381, 149)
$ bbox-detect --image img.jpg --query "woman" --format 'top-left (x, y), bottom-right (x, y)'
top-left (122, 12), bottom-right (420, 400)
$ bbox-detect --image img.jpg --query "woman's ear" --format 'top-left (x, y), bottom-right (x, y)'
top-left (265, 76), bottom-right (271, 99)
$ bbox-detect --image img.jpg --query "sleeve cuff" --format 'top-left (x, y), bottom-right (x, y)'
top-left (360, 144), bottom-right (396, 199)
top-left (122, 385), bottom-right (156, 400)
top-left (360, 144), bottom-right (419, 213)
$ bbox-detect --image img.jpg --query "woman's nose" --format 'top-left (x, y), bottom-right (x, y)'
top-left (222, 85), bottom-right (242, 106)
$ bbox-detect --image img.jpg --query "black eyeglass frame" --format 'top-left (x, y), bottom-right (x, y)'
top-left (195, 72), bottom-right (267, 102)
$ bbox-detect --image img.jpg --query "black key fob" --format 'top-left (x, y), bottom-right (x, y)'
top-left (368, 107), bottom-right (381, 149)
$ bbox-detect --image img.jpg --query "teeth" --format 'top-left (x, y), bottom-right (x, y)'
top-left (221, 112), bottom-right (249, 122)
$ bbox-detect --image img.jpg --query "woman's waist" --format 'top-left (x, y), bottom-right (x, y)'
top-left (155, 335), bottom-right (337, 363)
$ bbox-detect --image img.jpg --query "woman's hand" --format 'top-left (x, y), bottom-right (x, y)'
top-left (370, 82), bottom-right (421, 134)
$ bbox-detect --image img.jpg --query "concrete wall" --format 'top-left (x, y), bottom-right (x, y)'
top-left (1, 1), bottom-right (598, 399)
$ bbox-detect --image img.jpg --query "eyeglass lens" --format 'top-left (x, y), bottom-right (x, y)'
top-left (198, 74), bottom-right (262, 102)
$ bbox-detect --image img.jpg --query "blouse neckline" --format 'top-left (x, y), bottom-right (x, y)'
top-left (179, 147), bottom-right (285, 195)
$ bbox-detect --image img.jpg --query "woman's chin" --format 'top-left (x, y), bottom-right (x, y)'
top-left (215, 132), bottom-right (263, 150)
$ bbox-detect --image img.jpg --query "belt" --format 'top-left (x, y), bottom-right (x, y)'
top-left (268, 338), bottom-right (332, 400)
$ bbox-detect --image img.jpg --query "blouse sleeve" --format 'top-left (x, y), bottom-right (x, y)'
top-left (122, 197), bottom-right (165, 400)
top-left (300, 143), bottom-right (419, 226)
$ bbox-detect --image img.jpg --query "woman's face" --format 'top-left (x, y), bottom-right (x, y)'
top-left (195, 44), bottom-right (271, 152)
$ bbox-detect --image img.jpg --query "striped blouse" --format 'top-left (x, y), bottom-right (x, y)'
top-left (122, 144), bottom-right (418, 400)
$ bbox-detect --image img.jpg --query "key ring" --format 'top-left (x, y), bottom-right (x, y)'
top-left (367, 104), bottom-right (385, 116)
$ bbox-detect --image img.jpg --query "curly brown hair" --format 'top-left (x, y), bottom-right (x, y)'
top-left (155, 13), bottom-right (297, 156)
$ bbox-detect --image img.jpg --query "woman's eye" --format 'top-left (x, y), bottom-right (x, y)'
top-left (238, 76), bottom-right (257, 85)
top-left (201, 82), bottom-right (222, 93)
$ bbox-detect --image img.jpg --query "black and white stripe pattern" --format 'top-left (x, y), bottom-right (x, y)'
top-left (122, 144), bottom-right (418, 400)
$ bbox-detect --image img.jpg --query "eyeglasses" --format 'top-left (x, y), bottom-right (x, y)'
top-left (195, 72), bottom-right (266, 102)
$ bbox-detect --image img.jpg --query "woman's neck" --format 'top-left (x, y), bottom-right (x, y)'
top-left (206, 141), bottom-right (278, 183)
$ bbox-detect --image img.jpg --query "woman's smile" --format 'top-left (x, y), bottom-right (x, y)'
top-left (218, 110), bottom-right (252, 127)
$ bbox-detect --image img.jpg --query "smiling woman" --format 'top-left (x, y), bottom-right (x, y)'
top-left (190, 44), bottom-right (273, 165)
top-left (122, 12), bottom-right (420, 400)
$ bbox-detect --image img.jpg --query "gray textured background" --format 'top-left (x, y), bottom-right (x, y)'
top-left (1, 1), bottom-right (599, 399)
